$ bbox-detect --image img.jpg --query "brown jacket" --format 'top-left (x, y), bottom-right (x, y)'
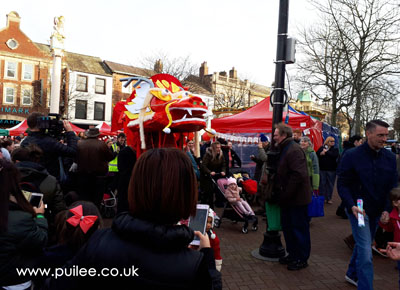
top-left (201, 148), bottom-right (226, 175)
top-left (76, 138), bottom-right (114, 176)
top-left (276, 138), bottom-right (311, 207)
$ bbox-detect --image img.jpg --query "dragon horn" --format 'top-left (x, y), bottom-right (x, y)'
top-left (120, 77), bottom-right (154, 88)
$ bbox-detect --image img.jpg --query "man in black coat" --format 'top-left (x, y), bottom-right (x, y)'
top-left (21, 112), bottom-right (78, 181)
top-left (273, 123), bottom-right (311, 271)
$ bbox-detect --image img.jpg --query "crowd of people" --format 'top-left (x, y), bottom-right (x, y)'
top-left (1, 112), bottom-right (400, 289)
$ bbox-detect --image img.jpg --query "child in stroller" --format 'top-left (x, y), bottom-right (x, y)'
top-left (214, 176), bottom-right (258, 233)
top-left (224, 177), bottom-right (255, 216)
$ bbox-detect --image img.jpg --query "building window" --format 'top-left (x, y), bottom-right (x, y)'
top-left (75, 100), bottom-right (87, 119)
top-left (22, 63), bottom-right (34, 81)
top-left (76, 75), bottom-right (88, 92)
top-left (4, 87), bottom-right (15, 104)
top-left (6, 39), bottom-right (19, 50)
top-left (95, 78), bottom-right (106, 94)
top-left (94, 102), bottom-right (105, 121)
top-left (22, 88), bottom-right (32, 106)
top-left (5, 61), bottom-right (17, 79)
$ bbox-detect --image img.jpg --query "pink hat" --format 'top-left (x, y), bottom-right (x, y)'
top-left (227, 177), bottom-right (236, 185)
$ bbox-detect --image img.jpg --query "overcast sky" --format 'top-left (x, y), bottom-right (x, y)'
top-left (1, 0), bottom-right (316, 86)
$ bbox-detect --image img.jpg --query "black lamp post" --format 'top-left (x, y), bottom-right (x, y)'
top-left (258, 0), bottom-right (289, 259)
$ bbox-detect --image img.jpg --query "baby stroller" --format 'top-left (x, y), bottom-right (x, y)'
top-left (230, 168), bottom-right (258, 204)
top-left (100, 189), bottom-right (117, 218)
top-left (212, 176), bottom-right (258, 234)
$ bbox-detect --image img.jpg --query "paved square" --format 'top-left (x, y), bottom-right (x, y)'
top-left (215, 195), bottom-right (398, 290)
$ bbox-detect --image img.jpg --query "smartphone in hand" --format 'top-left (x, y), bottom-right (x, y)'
top-left (29, 193), bottom-right (44, 208)
top-left (188, 204), bottom-right (210, 246)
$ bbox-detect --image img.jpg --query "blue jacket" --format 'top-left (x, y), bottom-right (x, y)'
top-left (337, 142), bottom-right (398, 218)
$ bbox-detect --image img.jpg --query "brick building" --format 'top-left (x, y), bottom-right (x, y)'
top-left (0, 11), bottom-right (51, 127)
top-left (197, 62), bottom-right (270, 117)
top-left (103, 60), bottom-right (153, 106)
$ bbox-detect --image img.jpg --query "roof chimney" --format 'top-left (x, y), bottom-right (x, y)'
top-left (199, 61), bottom-right (208, 81)
top-left (229, 67), bottom-right (237, 79)
top-left (154, 59), bottom-right (163, 74)
top-left (7, 11), bottom-right (21, 28)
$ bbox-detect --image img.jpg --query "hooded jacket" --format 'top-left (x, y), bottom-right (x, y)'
top-left (46, 213), bottom-right (222, 290)
top-left (16, 161), bottom-right (66, 215)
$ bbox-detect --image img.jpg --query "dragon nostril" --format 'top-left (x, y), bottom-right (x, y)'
top-left (193, 101), bottom-right (197, 105)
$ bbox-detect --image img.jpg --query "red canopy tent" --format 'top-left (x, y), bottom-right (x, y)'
top-left (70, 123), bottom-right (85, 134)
top-left (212, 97), bottom-right (313, 133)
top-left (8, 120), bottom-right (28, 136)
top-left (211, 97), bottom-right (323, 150)
top-left (96, 122), bottom-right (116, 136)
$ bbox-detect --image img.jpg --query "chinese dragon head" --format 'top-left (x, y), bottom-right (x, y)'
top-left (112, 74), bottom-right (208, 154)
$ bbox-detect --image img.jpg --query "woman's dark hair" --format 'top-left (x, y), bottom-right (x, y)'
top-left (128, 148), bottom-right (197, 224)
top-left (55, 201), bottom-right (102, 251)
top-left (11, 144), bottom-right (43, 163)
top-left (0, 159), bottom-right (36, 232)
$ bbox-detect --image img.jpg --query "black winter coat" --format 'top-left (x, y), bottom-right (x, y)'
top-left (0, 202), bottom-right (48, 286)
top-left (117, 146), bottom-right (137, 213)
top-left (276, 138), bottom-right (311, 208)
top-left (21, 131), bottom-right (78, 179)
top-left (46, 213), bottom-right (222, 290)
top-left (316, 145), bottom-right (339, 171)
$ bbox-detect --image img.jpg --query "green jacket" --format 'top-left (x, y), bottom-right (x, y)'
top-left (305, 146), bottom-right (320, 190)
top-left (0, 202), bottom-right (48, 286)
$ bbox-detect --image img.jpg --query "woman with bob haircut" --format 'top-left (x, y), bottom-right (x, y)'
top-left (316, 136), bottom-right (339, 204)
top-left (46, 148), bottom-right (222, 290)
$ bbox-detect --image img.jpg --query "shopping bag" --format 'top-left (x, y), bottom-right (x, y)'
top-left (266, 202), bottom-right (281, 231)
top-left (308, 192), bottom-right (324, 217)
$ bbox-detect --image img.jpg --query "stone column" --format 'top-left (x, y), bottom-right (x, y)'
top-left (49, 16), bottom-right (65, 114)
top-left (50, 49), bottom-right (63, 113)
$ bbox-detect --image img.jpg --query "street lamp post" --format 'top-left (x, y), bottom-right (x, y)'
top-left (258, 0), bottom-right (289, 260)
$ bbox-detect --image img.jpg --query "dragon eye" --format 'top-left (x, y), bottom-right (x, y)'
top-left (183, 92), bottom-right (189, 97)
top-left (162, 89), bottom-right (170, 96)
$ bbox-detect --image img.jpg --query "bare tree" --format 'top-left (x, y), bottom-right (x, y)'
top-left (295, 0), bottom-right (400, 134)
top-left (393, 105), bottom-right (400, 139)
top-left (295, 17), bottom-right (352, 127)
top-left (140, 51), bottom-right (199, 82)
top-left (213, 79), bottom-right (255, 110)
